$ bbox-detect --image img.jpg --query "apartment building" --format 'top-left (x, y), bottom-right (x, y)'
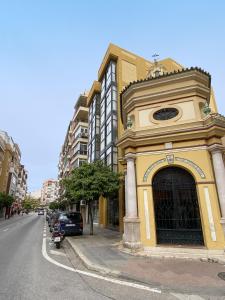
top-left (0, 130), bottom-right (21, 198)
top-left (0, 136), bottom-right (5, 183)
top-left (0, 130), bottom-right (28, 214)
top-left (29, 189), bottom-right (42, 200)
top-left (70, 94), bottom-right (88, 169)
top-left (7, 143), bottom-right (21, 198)
top-left (15, 164), bottom-right (28, 207)
top-left (58, 94), bottom-right (88, 186)
top-left (41, 179), bottom-right (59, 205)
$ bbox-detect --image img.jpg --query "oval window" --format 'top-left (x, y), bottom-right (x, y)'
top-left (153, 108), bottom-right (179, 121)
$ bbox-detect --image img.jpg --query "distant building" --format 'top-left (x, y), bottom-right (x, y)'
top-left (29, 189), bottom-right (42, 200)
top-left (41, 179), bottom-right (59, 205)
top-left (0, 131), bottom-right (15, 194)
top-left (58, 93), bottom-right (88, 195)
top-left (0, 130), bottom-right (28, 212)
top-left (15, 165), bottom-right (28, 207)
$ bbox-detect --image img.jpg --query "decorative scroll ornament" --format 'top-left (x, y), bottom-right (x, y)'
top-left (143, 155), bottom-right (206, 182)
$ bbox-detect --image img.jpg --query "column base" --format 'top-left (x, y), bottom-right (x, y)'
top-left (123, 217), bottom-right (142, 250)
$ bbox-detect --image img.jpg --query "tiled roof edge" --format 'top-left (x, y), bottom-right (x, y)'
top-left (120, 67), bottom-right (211, 97)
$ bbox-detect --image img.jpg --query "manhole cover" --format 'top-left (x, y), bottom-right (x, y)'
top-left (218, 272), bottom-right (225, 281)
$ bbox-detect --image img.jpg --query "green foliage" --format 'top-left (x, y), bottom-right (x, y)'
top-left (62, 161), bottom-right (121, 235)
top-left (63, 160), bottom-right (121, 204)
top-left (0, 192), bottom-right (14, 208)
top-left (49, 201), bottom-right (58, 210)
top-left (48, 199), bottom-right (68, 211)
top-left (22, 196), bottom-right (40, 210)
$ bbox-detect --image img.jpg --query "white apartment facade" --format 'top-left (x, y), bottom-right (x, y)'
top-left (41, 179), bottom-right (59, 205)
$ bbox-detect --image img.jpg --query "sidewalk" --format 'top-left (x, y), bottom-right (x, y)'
top-left (0, 213), bottom-right (30, 225)
top-left (66, 225), bottom-right (225, 297)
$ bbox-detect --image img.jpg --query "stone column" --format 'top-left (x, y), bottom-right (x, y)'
top-left (123, 154), bottom-right (142, 250)
top-left (124, 171), bottom-right (128, 216)
top-left (209, 145), bottom-right (225, 234)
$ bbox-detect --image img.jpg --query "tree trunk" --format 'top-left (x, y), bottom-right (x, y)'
top-left (88, 201), bottom-right (94, 235)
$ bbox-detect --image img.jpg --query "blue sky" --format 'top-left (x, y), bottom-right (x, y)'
top-left (0, 0), bottom-right (225, 191)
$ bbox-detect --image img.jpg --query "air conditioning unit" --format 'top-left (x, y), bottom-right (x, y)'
top-left (80, 200), bottom-right (86, 206)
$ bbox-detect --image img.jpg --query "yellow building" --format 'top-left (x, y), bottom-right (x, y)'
top-left (0, 135), bottom-right (13, 194)
top-left (87, 44), bottom-right (188, 230)
top-left (87, 44), bottom-right (225, 258)
top-left (117, 66), bottom-right (225, 257)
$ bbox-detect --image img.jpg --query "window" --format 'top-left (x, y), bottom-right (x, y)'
top-left (100, 99), bottom-right (105, 125)
top-left (106, 89), bottom-right (111, 117)
top-left (153, 108), bottom-right (179, 121)
top-left (96, 116), bottom-right (100, 134)
top-left (106, 147), bottom-right (111, 166)
top-left (79, 159), bottom-right (87, 167)
top-left (106, 117), bottom-right (112, 145)
top-left (80, 143), bottom-right (87, 155)
top-left (112, 86), bottom-right (117, 111)
top-left (100, 153), bottom-right (105, 162)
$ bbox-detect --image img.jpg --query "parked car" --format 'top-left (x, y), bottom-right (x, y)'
top-left (58, 212), bottom-right (83, 236)
top-left (38, 208), bottom-right (44, 215)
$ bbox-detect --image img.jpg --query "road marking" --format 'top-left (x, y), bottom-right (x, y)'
top-left (3, 228), bottom-right (8, 232)
top-left (43, 233), bottom-right (46, 237)
top-left (171, 293), bottom-right (205, 300)
top-left (50, 250), bottom-right (67, 257)
top-left (42, 237), bottom-right (161, 294)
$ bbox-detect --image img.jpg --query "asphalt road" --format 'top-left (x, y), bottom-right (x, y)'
top-left (0, 214), bottom-right (179, 300)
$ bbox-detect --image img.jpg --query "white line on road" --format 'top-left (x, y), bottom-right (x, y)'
top-left (49, 250), bottom-right (67, 257)
top-left (41, 237), bottom-right (161, 294)
top-left (171, 293), bottom-right (205, 300)
top-left (3, 228), bottom-right (8, 232)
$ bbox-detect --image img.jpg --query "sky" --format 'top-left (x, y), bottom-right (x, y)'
top-left (0, 0), bottom-right (225, 192)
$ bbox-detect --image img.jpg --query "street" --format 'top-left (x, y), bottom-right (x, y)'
top-left (0, 214), bottom-right (180, 300)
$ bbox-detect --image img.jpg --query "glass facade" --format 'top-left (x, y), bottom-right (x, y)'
top-left (87, 60), bottom-right (119, 229)
top-left (88, 94), bottom-right (100, 162)
top-left (99, 61), bottom-right (118, 172)
top-left (100, 60), bottom-right (119, 228)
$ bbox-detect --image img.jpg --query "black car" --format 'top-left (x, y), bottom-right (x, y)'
top-left (58, 212), bottom-right (83, 236)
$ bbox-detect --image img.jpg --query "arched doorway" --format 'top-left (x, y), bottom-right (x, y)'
top-left (152, 167), bottom-right (204, 245)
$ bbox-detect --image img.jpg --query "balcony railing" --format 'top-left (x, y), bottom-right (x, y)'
top-left (74, 150), bottom-right (87, 156)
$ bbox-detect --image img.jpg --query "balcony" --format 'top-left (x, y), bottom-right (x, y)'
top-left (72, 106), bottom-right (88, 122)
top-left (72, 121), bottom-right (88, 135)
top-left (74, 150), bottom-right (87, 156)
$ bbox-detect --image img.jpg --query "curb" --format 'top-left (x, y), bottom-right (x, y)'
top-left (65, 238), bottom-right (224, 298)
top-left (66, 237), bottom-right (121, 277)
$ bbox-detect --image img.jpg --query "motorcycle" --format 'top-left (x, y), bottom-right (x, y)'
top-left (52, 225), bottom-right (65, 249)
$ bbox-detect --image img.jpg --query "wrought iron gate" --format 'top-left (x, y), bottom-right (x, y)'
top-left (152, 167), bottom-right (204, 245)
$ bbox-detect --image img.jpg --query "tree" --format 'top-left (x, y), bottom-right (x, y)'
top-left (0, 192), bottom-right (14, 208)
top-left (48, 198), bottom-right (68, 210)
top-left (22, 196), bottom-right (40, 211)
top-left (63, 160), bottom-right (121, 235)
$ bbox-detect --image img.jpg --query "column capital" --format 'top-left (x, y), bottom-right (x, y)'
top-left (208, 144), bottom-right (225, 154)
top-left (125, 153), bottom-right (136, 161)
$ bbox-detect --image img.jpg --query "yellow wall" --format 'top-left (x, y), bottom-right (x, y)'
top-left (0, 149), bottom-right (12, 193)
top-left (99, 196), bottom-right (107, 227)
top-left (135, 148), bottom-right (225, 249)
